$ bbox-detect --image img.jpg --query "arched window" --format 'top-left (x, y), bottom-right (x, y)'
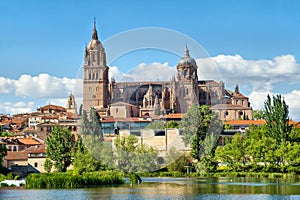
top-left (96, 73), bottom-right (98, 80)
top-left (92, 73), bottom-right (95, 80)
top-left (89, 73), bottom-right (91, 80)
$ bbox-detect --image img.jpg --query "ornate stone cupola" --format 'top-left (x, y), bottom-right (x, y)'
top-left (176, 45), bottom-right (198, 81)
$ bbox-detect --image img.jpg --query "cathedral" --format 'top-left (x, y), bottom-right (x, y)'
top-left (83, 22), bottom-right (253, 121)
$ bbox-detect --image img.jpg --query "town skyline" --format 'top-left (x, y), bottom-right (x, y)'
top-left (1, 1), bottom-right (300, 120)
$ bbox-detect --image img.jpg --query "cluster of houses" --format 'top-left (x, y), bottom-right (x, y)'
top-left (1, 97), bottom-right (299, 177)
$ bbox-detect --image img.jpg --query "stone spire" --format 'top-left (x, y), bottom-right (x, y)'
top-left (92, 18), bottom-right (98, 40)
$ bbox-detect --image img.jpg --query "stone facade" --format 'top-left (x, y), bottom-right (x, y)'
top-left (83, 23), bottom-right (253, 120)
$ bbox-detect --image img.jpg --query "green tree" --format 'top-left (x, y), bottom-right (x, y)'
top-left (181, 104), bottom-right (222, 161)
top-left (264, 94), bottom-right (291, 144)
top-left (89, 107), bottom-right (103, 141)
top-left (253, 110), bottom-right (265, 120)
top-left (46, 126), bottom-right (76, 172)
top-left (145, 120), bottom-right (165, 129)
top-left (79, 108), bottom-right (114, 170)
top-left (164, 120), bottom-right (180, 129)
top-left (223, 124), bottom-right (233, 130)
top-left (288, 126), bottom-right (300, 142)
top-left (165, 147), bottom-right (191, 172)
top-left (114, 134), bottom-right (159, 173)
top-left (44, 158), bottom-right (53, 173)
top-left (282, 141), bottom-right (300, 173)
top-left (215, 133), bottom-right (249, 171)
top-left (76, 138), bottom-right (114, 173)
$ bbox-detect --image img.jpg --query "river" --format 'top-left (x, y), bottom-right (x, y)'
top-left (1, 177), bottom-right (299, 199)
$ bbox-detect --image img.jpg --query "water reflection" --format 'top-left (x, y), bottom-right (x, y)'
top-left (0, 177), bottom-right (299, 200)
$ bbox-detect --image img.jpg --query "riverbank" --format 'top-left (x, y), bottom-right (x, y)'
top-left (25, 171), bottom-right (125, 189)
top-left (138, 171), bottom-right (300, 180)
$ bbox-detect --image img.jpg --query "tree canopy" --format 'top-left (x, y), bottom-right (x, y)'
top-left (264, 94), bottom-right (290, 143)
top-left (181, 104), bottom-right (222, 161)
top-left (114, 134), bottom-right (159, 173)
top-left (46, 126), bottom-right (76, 172)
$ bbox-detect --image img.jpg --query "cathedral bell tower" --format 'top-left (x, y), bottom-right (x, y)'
top-left (83, 20), bottom-right (110, 112)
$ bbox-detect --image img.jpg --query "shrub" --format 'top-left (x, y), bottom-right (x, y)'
top-left (25, 171), bottom-right (125, 189)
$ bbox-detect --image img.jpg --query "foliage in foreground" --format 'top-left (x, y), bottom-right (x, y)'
top-left (25, 171), bottom-right (125, 189)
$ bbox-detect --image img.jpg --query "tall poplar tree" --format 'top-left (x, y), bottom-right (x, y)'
top-left (264, 94), bottom-right (290, 144)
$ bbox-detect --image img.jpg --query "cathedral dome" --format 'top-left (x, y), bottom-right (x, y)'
top-left (87, 39), bottom-right (103, 51)
top-left (178, 46), bottom-right (197, 67)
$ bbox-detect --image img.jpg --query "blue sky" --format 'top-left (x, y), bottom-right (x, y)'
top-left (1, 0), bottom-right (300, 120)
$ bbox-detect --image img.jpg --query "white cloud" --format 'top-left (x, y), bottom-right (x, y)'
top-left (249, 90), bottom-right (300, 121)
top-left (109, 62), bottom-right (176, 82)
top-left (15, 74), bottom-right (74, 98)
top-left (0, 77), bottom-right (15, 94)
top-left (0, 74), bottom-right (81, 99)
top-left (0, 101), bottom-right (35, 114)
top-left (197, 54), bottom-right (300, 91)
top-left (284, 90), bottom-right (300, 121)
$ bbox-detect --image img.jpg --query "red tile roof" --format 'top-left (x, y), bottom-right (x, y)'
top-left (224, 120), bottom-right (266, 126)
top-left (161, 113), bottom-right (185, 119)
top-left (18, 138), bottom-right (41, 145)
top-left (41, 115), bottom-right (59, 120)
top-left (224, 119), bottom-right (299, 126)
top-left (5, 151), bottom-right (28, 161)
top-left (24, 145), bottom-right (46, 154)
top-left (38, 104), bottom-right (66, 112)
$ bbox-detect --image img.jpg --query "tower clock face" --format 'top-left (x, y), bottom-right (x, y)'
top-left (92, 95), bottom-right (96, 99)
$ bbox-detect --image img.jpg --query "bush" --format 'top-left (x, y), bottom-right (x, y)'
top-left (0, 182), bottom-right (9, 187)
top-left (25, 171), bottom-right (125, 189)
top-left (129, 173), bottom-right (141, 184)
top-left (0, 174), bottom-right (6, 182)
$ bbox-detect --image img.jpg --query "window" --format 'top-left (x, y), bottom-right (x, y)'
top-left (96, 73), bottom-right (98, 80)
top-left (89, 73), bottom-right (91, 80)
top-left (116, 108), bottom-right (119, 113)
top-left (13, 146), bottom-right (17, 151)
top-left (34, 162), bottom-right (38, 167)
